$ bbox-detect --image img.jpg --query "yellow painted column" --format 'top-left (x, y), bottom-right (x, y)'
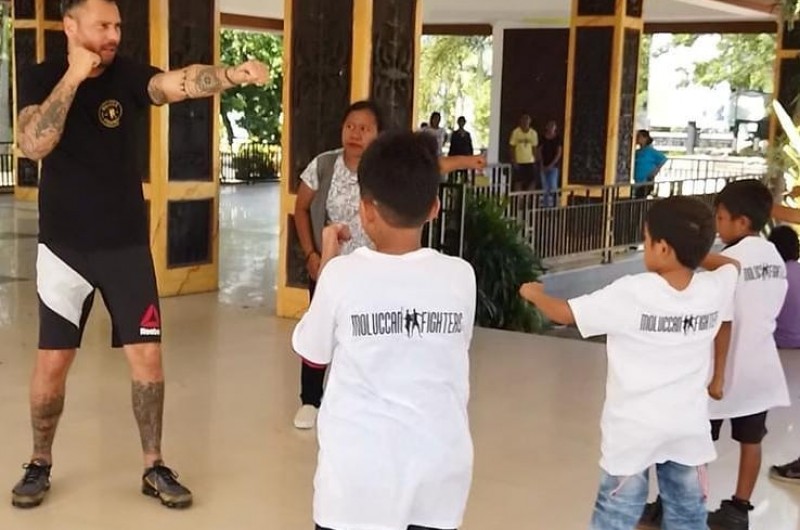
top-left (563, 0), bottom-right (644, 187)
top-left (276, 0), bottom-right (422, 318)
top-left (12, 0), bottom-right (63, 202)
top-left (146, 0), bottom-right (221, 297)
top-left (770, 20), bottom-right (800, 145)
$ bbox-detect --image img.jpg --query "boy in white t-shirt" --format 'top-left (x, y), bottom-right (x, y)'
top-left (703, 180), bottom-right (790, 530)
top-left (520, 196), bottom-right (738, 530)
top-left (292, 131), bottom-right (477, 530)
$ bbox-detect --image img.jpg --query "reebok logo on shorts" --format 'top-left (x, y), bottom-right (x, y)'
top-left (140, 304), bottom-right (161, 337)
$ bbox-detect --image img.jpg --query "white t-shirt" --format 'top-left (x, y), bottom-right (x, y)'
top-left (709, 236), bottom-right (791, 419)
top-left (423, 126), bottom-right (448, 156)
top-left (300, 153), bottom-right (372, 255)
top-left (292, 248), bottom-right (477, 530)
top-left (568, 266), bottom-right (738, 476)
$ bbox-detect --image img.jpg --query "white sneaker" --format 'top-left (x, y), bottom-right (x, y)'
top-left (293, 405), bottom-right (319, 430)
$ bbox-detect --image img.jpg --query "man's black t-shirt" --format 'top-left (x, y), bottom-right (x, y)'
top-left (540, 135), bottom-right (563, 168)
top-left (19, 56), bottom-right (162, 250)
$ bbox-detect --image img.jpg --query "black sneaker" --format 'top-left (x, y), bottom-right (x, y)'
top-left (707, 498), bottom-right (752, 530)
top-left (637, 497), bottom-right (663, 529)
top-left (11, 461), bottom-right (52, 509)
top-left (769, 457), bottom-right (800, 484)
top-left (141, 461), bottom-right (192, 509)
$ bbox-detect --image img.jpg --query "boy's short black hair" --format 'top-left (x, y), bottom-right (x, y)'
top-left (358, 131), bottom-right (440, 229)
top-left (713, 179), bottom-right (773, 232)
top-left (342, 100), bottom-right (385, 132)
top-left (646, 196), bottom-right (715, 269)
top-left (769, 225), bottom-right (800, 262)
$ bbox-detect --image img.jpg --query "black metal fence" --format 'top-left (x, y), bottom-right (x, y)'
top-left (0, 142), bottom-right (13, 192)
top-left (220, 143), bottom-right (281, 184)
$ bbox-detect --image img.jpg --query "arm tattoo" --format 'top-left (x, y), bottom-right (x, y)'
top-left (18, 77), bottom-right (80, 160)
top-left (183, 65), bottom-right (224, 98)
top-left (31, 393), bottom-right (65, 457)
top-left (132, 381), bottom-right (164, 455)
top-left (147, 75), bottom-right (169, 106)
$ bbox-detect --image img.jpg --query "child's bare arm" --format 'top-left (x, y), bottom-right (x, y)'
top-left (772, 204), bottom-right (800, 224)
top-left (701, 253), bottom-right (740, 272)
top-left (708, 321), bottom-right (732, 400)
top-left (519, 282), bottom-right (575, 325)
top-left (439, 155), bottom-right (486, 174)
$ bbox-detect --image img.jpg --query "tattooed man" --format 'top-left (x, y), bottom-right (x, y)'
top-left (11, 0), bottom-right (268, 510)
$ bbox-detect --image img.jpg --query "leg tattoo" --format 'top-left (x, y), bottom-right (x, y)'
top-left (132, 381), bottom-right (164, 456)
top-left (32, 393), bottom-right (65, 459)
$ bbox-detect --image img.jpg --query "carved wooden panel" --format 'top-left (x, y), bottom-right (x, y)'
top-left (168, 0), bottom-right (213, 181)
top-left (779, 58), bottom-right (800, 118)
top-left (13, 0), bottom-right (35, 19)
top-left (168, 199), bottom-right (212, 267)
top-left (289, 0), bottom-right (353, 194)
top-left (616, 29), bottom-right (640, 184)
top-left (17, 157), bottom-right (38, 187)
top-left (117, 0), bottom-right (150, 64)
top-left (569, 27), bottom-right (613, 185)
top-left (783, 23), bottom-right (800, 50)
top-left (371, 0), bottom-right (416, 131)
top-left (577, 0), bottom-right (615, 16)
top-left (44, 0), bottom-right (60, 20)
top-left (14, 28), bottom-right (36, 119)
top-left (286, 214), bottom-right (310, 288)
top-left (626, 0), bottom-right (643, 18)
top-left (500, 29), bottom-right (569, 165)
top-left (44, 29), bottom-right (66, 61)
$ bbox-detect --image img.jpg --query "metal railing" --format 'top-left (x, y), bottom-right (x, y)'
top-left (507, 175), bottom-right (758, 264)
top-left (430, 159), bottom-right (768, 266)
top-left (0, 142), bottom-right (13, 192)
top-left (220, 143), bottom-right (281, 184)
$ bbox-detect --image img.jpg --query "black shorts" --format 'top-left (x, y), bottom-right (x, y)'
top-left (37, 243), bottom-right (161, 349)
top-left (710, 411), bottom-right (768, 444)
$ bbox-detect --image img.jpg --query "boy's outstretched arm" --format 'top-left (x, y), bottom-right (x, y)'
top-left (439, 155), bottom-right (486, 174)
top-left (772, 204), bottom-right (800, 224)
top-left (709, 321), bottom-right (731, 400)
top-left (701, 253), bottom-right (741, 272)
top-left (519, 282), bottom-right (575, 325)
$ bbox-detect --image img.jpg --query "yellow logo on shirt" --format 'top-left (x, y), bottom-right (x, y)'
top-left (99, 100), bottom-right (123, 128)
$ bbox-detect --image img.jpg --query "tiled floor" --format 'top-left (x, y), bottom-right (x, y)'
top-left (0, 185), bottom-right (798, 529)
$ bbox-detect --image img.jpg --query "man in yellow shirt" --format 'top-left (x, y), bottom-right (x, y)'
top-left (509, 114), bottom-right (539, 191)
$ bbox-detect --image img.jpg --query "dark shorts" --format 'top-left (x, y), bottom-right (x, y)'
top-left (513, 163), bottom-right (537, 191)
top-left (37, 243), bottom-right (161, 350)
top-left (710, 411), bottom-right (768, 444)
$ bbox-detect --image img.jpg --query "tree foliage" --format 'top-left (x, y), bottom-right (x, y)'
top-left (669, 33), bottom-right (776, 92)
top-left (220, 30), bottom-right (283, 145)
top-left (419, 36), bottom-right (492, 149)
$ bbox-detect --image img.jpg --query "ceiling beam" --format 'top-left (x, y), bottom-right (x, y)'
top-left (221, 13), bottom-right (284, 32)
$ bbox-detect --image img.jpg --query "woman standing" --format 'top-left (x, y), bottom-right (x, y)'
top-left (633, 130), bottom-right (667, 199)
top-left (293, 101), bottom-right (484, 429)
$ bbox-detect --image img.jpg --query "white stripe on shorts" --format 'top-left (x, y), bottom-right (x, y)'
top-left (36, 244), bottom-right (93, 328)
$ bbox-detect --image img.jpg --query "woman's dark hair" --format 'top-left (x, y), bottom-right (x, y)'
top-left (637, 129), bottom-right (654, 146)
top-left (342, 100), bottom-right (385, 132)
top-left (429, 112), bottom-right (441, 121)
top-left (769, 225), bottom-right (800, 262)
top-left (646, 196), bottom-right (715, 269)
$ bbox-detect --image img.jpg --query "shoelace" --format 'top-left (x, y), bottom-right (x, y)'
top-left (21, 463), bottom-right (49, 485)
top-left (150, 465), bottom-right (182, 487)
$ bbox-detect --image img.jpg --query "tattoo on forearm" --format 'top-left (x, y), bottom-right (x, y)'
top-left (18, 78), bottom-right (79, 160)
top-left (147, 76), bottom-right (168, 106)
top-left (132, 381), bottom-right (164, 455)
top-left (183, 65), bottom-right (224, 98)
top-left (32, 393), bottom-right (65, 457)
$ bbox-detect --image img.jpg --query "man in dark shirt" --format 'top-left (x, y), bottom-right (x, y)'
top-left (11, 0), bottom-right (268, 510)
top-left (448, 116), bottom-right (474, 157)
top-left (538, 120), bottom-right (563, 208)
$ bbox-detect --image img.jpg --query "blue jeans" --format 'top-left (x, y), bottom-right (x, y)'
top-left (590, 462), bottom-right (707, 530)
top-left (541, 167), bottom-right (559, 208)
